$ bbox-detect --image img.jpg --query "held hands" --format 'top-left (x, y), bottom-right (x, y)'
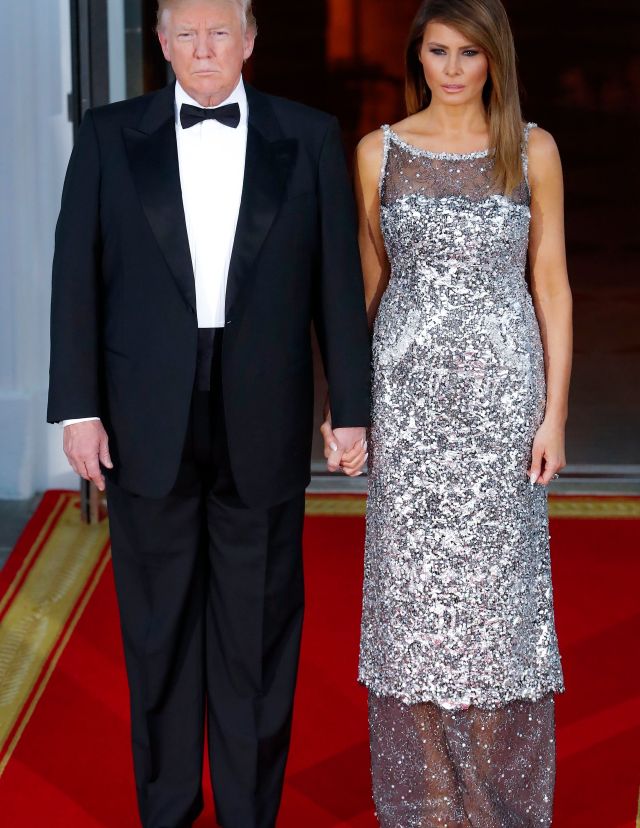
top-left (320, 405), bottom-right (368, 477)
top-left (321, 407), bottom-right (565, 484)
top-left (63, 420), bottom-right (113, 492)
top-left (528, 417), bottom-right (566, 486)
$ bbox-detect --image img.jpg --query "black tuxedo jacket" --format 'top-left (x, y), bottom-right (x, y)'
top-left (47, 82), bottom-right (370, 506)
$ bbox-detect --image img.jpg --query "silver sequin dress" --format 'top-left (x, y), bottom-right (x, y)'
top-left (359, 124), bottom-right (564, 827)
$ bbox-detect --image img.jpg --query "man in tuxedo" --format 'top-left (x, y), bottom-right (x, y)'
top-left (47, 1), bottom-right (370, 826)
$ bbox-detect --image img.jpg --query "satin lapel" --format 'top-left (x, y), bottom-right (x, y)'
top-left (225, 118), bottom-right (297, 320)
top-left (123, 96), bottom-right (196, 313)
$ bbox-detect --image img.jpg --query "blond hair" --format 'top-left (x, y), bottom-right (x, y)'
top-left (405, 0), bottom-right (523, 194)
top-left (157, 0), bottom-right (257, 33)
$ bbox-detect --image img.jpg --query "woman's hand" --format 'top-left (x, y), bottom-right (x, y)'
top-left (528, 417), bottom-right (566, 486)
top-left (320, 404), bottom-right (368, 477)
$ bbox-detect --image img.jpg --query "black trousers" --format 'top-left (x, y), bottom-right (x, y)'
top-left (106, 331), bottom-right (306, 828)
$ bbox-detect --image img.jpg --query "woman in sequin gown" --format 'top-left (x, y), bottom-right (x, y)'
top-left (321, 1), bottom-right (573, 825)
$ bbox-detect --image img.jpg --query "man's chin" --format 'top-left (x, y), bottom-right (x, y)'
top-left (182, 79), bottom-right (229, 106)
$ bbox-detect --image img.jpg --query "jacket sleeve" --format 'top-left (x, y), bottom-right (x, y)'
top-left (47, 110), bottom-right (102, 423)
top-left (313, 117), bottom-right (371, 429)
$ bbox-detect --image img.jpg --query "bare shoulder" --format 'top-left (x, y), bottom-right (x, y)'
top-left (357, 128), bottom-right (385, 162)
top-left (355, 128), bottom-right (386, 183)
top-left (390, 112), bottom-right (424, 136)
top-left (528, 126), bottom-right (559, 157)
top-left (527, 127), bottom-right (562, 183)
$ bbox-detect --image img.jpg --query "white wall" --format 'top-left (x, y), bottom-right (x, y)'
top-left (0, 0), bottom-right (76, 496)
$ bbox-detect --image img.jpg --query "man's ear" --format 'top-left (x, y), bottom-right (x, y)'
top-left (243, 30), bottom-right (256, 62)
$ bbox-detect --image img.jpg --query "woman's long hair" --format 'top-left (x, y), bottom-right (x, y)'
top-left (405, 0), bottom-right (524, 193)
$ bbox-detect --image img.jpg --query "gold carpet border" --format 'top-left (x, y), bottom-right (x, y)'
top-left (0, 550), bottom-right (110, 779)
top-left (548, 497), bottom-right (640, 519)
top-left (305, 496), bottom-right (367, 516)
top-left (305, 494), bottom-right (640, 519)
top-left (0, 494), bottom-right (69, 619)
top-left (0, 494), bottom-right (110, 775)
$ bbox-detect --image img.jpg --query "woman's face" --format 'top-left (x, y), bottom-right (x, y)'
top-left (419, 20), bottom-right (489, 107)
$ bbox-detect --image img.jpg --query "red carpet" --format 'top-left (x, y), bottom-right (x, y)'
top-left (0, 491), bottom-right (638, 826)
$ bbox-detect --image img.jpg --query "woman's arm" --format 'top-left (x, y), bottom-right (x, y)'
top-left (354, 131), bottom-right (391, 329)
top-left (320, 129), bottom-right (389, 474)
top-left (527, 127), bottom-right (573, 485)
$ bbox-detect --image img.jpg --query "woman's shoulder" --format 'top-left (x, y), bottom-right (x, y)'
top-left (526, 125), bottom-right (560, 161)
top-left (384, 113), bottom-right (428, 143)
top-left (355, 129), bottom-right (387, 182)
top-left (525, 125), bottom-right (562, 183)
top-left (356, 112), bottom-right (426, 161)
top-left (357, 128), bottom-right (386, 159)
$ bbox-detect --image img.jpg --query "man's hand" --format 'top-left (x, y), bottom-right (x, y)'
top-left (320, 409), bottom-right (367, 477)
top-left (63, 420), bottom-right (113, 492)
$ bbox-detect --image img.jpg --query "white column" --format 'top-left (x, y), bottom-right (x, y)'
top-left (0, 0), bottom-right (75, 496)
top-left (108, 0), bottom-right (127, 103)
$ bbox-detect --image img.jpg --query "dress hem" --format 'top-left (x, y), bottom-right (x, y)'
top-left (358, 675), bottom-right (565, 711)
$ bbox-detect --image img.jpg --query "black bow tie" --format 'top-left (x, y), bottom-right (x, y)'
top-left (179, 102), bottom-right (241, 130)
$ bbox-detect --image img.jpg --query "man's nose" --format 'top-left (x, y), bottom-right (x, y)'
top-left (193, 32), bottom-right (213, 59)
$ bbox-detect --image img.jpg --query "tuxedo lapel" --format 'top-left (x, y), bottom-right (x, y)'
top-left (225, 87), bottom-right (297, 320)
top-left (123, 84), bottom-right (197, 313)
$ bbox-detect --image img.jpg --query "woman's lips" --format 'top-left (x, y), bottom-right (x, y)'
top-left (442, 84), bottom-right (465, 92)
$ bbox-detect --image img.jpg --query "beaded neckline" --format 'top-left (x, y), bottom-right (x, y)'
top-left (386, 126), bottom-right (491, 161)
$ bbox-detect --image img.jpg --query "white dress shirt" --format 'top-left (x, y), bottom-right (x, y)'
top-left (64, 77), bottom-right (248, 427)
top-left (176, 76), bottom-right (248, 328)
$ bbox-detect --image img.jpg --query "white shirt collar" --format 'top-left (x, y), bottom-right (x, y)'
top-left (175, 76), bottom-right (248, 129)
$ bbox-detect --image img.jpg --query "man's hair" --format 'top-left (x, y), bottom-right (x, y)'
top-left (157, 0), bottom-right (257, 33)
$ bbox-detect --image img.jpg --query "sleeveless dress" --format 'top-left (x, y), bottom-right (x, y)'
top-left (358, 124), bottom-right (564, 827)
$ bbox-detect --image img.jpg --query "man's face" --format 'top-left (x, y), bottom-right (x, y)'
top-left (158, 0), bottom-right (255, 107)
